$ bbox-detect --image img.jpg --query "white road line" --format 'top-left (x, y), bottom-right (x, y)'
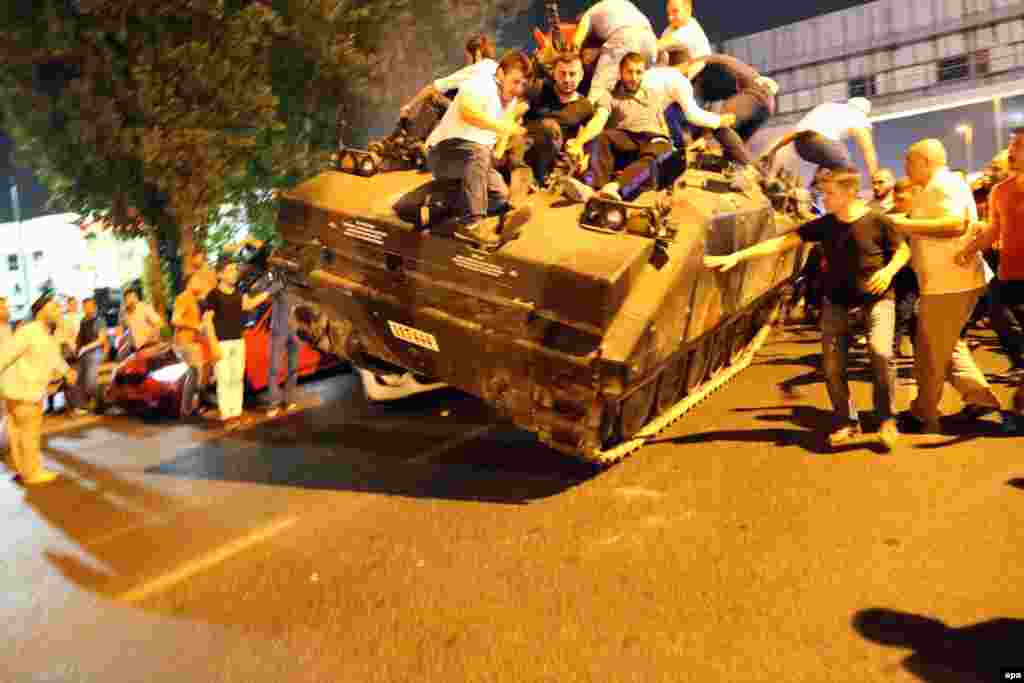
top-left (117, 516), bottom-right (298, 603)
top-left (402, 425), bottom-right (497, 465)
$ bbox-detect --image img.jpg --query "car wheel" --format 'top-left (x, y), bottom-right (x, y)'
top-left (179, 369), bottom-right (200, 417)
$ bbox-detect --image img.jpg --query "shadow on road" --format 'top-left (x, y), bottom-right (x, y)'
top-left (853, 607), bottom-right (1024, 682)
top-left (146, 386), bottom-right (598, 504)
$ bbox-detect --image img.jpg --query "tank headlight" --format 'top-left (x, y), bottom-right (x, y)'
top-left (336, 148), bottom-right (379, 176)
top-left (604, 207), bottom-right (626, 229)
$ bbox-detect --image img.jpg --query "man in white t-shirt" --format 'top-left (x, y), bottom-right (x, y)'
top-left (572, 0), bottom-right (659, 104)
top-left (657, 0), bottom-right (711, 66)
top-left (399, 35), bottom-right (498, 123)
top-left (424, 51), bottom-right (533, 250)
top-left (889, 138), bottom-right (1001, 433)
top-left (761, 98), bottom-right (880, 180)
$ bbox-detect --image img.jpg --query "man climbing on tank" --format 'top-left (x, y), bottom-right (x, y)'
top-left (704, 167), bottom-right (910, 452)
top-left (559, 52), bottom-right (734, 203)
top-left (571, 0), bottom-right (659, 105)
top-left (423, 50), bottom-right (534, 249)
top-left (381, 35), bottom-right (498, 154)
top-left (760, 97), bottom-right (881, 181)
top-left (506, 51), bottom-right (594, 197)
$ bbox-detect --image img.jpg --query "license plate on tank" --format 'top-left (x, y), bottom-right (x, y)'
top-left (387, 321), bottom-right (440, 352)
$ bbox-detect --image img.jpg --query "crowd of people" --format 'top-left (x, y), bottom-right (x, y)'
top-left (0, 241), bottom-right (301, 486)
top-left (706, 131), bottom-right (1024, 450)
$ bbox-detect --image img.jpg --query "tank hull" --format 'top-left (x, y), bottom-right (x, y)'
top-left (274, 159), bottom-right (804, 462)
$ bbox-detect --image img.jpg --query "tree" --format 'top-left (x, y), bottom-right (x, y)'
top-left (0, 0), bottom-right (530, 310)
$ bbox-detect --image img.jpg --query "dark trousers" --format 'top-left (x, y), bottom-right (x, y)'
top-left (893, 266), bottom-right (919, 347)
top-left (267, 329), bottom-right (300, 405)
top-left (590, 129), bottom-right (673, 192)
top-left (427, 138), bottom-right (509, 222)
top-left (794, 131), bottom-right (852, 170)
top-left (76, 348), bottom-right (104, 406)
top-left (508, 119), bottom-right (563, 185)
top-left (665, 102), bottom-right (762, 167)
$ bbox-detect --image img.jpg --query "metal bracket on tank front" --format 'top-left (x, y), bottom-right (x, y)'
top-left (579, 196), bottom-right (677, 244)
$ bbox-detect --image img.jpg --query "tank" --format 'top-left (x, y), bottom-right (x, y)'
top-left (269, 143), bottom-right (809, 464)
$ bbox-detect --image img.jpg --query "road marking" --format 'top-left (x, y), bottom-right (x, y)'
top-left (403, 425), bottom-right (497, 465)
top-left (117, 516), bottom-right (298, 603)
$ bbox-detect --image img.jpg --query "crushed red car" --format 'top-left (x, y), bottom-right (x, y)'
top-left (102, 301), bottom-right (344, 417)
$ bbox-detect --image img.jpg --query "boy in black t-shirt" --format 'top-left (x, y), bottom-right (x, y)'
top-left (705, 168), bottom-right (911, 451)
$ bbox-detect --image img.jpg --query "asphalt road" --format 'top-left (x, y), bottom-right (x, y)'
top-left (2, 323), bottom-right (1022, 683)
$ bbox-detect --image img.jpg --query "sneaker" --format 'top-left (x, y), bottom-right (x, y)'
top-left (560, 176), bottom-right (594, 204)
top-left (497, 205), bottom-right (531, 240)
top-left (285, 402), bottom-right (299, 413)
top-left (878, 419), bottom-right (899, 451)
top-left (21, 470), bottom-right (59, 486)
top-left (453, 218), bottom-right (503, 249)
top-left (898, 411), bottom-right (941, 435)
top-left (827, 423), bottom-right (861, 448)
top-left (958, 403), bottom-right (1000, 421)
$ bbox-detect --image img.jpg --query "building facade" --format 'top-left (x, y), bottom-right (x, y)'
top-left (721, 0), bottom-right (1024, 178)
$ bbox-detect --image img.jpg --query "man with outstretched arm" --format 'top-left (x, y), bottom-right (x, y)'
top-left (398, 35), bottom-right (498, 124)
top-left (889, 138), bottom-right (1001, 434)
top-left (560, 53), bottom-right (734, 203)
top-left (424, 51), bottom-right (533, 249)
top-left (761, 97), bottom-right (880, 180)
top-left (705, 168), bottom-right (910, 451)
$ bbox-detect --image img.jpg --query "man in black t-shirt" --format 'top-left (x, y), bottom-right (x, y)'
top-left (73, 298), bottom-right (108, 412)
top-left (506, 52), bottom-right (595, 196)
top-left (204, 259), bottom-right (270, 430)
top-left (705, 167), bottom-right (911, 451)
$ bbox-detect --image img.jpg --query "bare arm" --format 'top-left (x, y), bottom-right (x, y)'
top-left (850, 127), bottom-right (879, 177)
top-left (242, 291), bottom-right (271, 312)
top-left (570, 107), bottom-right (610, 148)
top-left (572, 10), bottom-right (593, 52)
top-left (890, 212), bottom-right (968, 237)
top-left (761, 131), bottom-right (800, 159)
top-left (400, 84), bottom-right (440, 117)
top-left (704, 233), bottom-right (803, 272)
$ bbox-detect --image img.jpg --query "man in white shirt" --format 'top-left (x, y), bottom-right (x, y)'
top-left (657, 0), bottom-right (711, 66)
top-left (761, 98), bottom-right (880, 180)
top-left (561, 55), bottom-right (733, 202)
top-left (889, 138), bottom-right (1001, 433)
top-left (425, 51), bottom-right (533, 249)
top-left (398, 35), bottom-right (498, 123)
top-left (572, 0), bottom-right (659, 104)
top-left (117, 286), bottom-right (165, 354)
top-left (0, 293), bottom-right (76, 485)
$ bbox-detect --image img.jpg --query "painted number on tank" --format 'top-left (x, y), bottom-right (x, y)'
top-left (387, 321), bottom-right (440, 352)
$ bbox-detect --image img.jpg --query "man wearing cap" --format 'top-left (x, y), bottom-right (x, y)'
top-left (0, 293), bottom-right (77, 485)
top-left (760, 97), bottom-right (880, 180)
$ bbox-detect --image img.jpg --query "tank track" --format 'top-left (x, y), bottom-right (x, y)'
top-left (586, 297), bottom-right (783, 466)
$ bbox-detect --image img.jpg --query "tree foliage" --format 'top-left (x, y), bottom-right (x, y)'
top-left (0, 0), bottom-right (530, 304)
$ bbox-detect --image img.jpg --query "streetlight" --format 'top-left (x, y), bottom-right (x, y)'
top-left (956, 123), bottom-right (974, 174)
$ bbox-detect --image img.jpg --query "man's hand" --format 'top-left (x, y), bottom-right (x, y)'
top-left (754, 76), bottom-right (779, 95)
top-left (565, 138), bottom-right (584, 159)
top-left (864, 266), bottom-right (896, 295)
top-left (514, 100), bottom-right (530, 118)
top-left (65, 368), bottom-right (78, 386)
top-left (498, 120), bottom-right (527, 138)
top-left (718, 113), bottom-right (737, 129)
top-left (703, 253), bottom-right (741, 272)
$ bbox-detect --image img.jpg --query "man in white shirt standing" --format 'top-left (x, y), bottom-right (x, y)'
top-left (890, 139), bottom-right (1001, 433)
top-left (424, 51), bottom-right (534, 250)
top-left (572, 0), bottom-right (659, 104)
top-left (761, 98), bottom-right (880, 180)
top-left (117, 286), bottom-right (165, 355)
top-left (398, 35), bottom-right (498, 123)
top-left (0, 293), bottom-right (76, 485)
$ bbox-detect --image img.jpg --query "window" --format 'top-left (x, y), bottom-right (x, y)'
top-left (7, 255), bottom-right (18, 272)
top-left (938, 55), bottom-right (969, 82)
top-left (974, 49), bottom-right (991, 77)
top-left (33, 250), bottom-right (43, 262)
top-left (848, 76), bottom-right (877, 98)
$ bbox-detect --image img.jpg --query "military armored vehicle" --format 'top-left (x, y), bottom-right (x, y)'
top-left (270, 142), bottom-right (808, 464)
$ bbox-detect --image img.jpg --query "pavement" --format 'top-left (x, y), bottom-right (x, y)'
top-left (1, 324), bottom-right (1022, 683)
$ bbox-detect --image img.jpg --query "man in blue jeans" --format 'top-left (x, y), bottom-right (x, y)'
top-left (705, 167), bottom-right (911, 451)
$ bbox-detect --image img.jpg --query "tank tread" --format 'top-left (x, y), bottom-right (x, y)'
top-left (586, 297), bottom-right (782, 466)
